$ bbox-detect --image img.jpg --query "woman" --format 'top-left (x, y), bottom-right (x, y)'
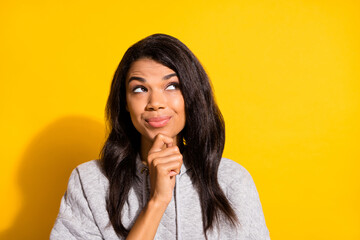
top-left (51, 34), bottom-right (270, 239)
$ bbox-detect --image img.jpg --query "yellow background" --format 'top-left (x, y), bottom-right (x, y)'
top-left (1, 0), bottom-right (359, 239)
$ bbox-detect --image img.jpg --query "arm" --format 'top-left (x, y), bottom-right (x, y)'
top-left (127, 134), bottom-right (183, 240)
top-left (126, 198), bottom-right (168, 240)
top-left (50, 168), bottom-right (103, 240)
top-left (227, 164), bottom-right (270, 240)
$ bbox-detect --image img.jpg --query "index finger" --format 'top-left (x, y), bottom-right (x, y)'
top-left (148, 134), bottom-right (174, 154)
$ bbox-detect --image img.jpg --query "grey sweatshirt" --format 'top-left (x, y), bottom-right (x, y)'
top-left (50, 157), bottom-right (270, 239)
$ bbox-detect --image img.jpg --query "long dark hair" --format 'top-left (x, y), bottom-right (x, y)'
top-left (101, 33), bottom-right (238, 238)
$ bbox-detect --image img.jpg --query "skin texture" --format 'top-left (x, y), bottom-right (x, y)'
top-left (125, 59), bottom-right (185, 239)
top-left (126, 58), bottom-right (186, 158)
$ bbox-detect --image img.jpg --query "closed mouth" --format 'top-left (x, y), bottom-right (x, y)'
top-left (145, 116), bottom-right (171, 128)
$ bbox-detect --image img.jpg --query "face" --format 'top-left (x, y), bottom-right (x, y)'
top-left (126, 58), bottom-right (186, 146)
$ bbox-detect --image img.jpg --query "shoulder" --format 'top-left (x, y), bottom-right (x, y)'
top-left (61, 160), bottom-right (110, 224)
top-left (67, 160), bottom-right (109, 197)
top-left (218, 157), bottom-right (253, 185)
top-left (217, 158), bottom-right (270, 239)
top-left (51, 160), bottom-right (110, 239)
top-left (75, 159), bottom-right (106, 179)
top-left (218, 158), bottom-right (259, 199)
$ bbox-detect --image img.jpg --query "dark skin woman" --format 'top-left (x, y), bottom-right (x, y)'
top-left (125, 58), bottom-right (186, 239)
top-left (51, 34), bottom-right (270, 240)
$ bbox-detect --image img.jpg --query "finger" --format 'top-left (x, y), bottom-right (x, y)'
top-left (149, 134), bottom-right (174, 154)
top-left (147, 146), bottom-right (180, 163)
top-left (151, 155), bottom-right (183, 173)
top-left (154, 159), bottom-right (183, 176)
top-left (152, 154), bottom-right (182, 170)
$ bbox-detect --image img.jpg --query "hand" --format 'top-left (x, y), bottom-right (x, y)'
top-left (147, 134), bottom-right (183, 205)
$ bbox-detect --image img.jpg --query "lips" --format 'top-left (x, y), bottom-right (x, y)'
top-left (145, 116), bottom-right (171, 128)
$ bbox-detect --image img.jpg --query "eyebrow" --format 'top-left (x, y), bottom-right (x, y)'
top-left (127, 73), bottom-right (178, 84)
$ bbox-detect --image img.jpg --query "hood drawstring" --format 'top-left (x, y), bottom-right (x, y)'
top-left (175, 174), bottom-right (181, 240)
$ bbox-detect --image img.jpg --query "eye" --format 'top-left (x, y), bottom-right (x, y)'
top-left (165, 82), bottom-right (180, 90)
top-left (132, 86), bottom-right (147, 93)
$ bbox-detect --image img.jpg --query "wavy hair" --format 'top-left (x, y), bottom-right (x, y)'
top-left (101, 33), bottom-right (238, 238)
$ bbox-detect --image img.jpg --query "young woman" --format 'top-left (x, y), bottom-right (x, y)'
top-left (51, 34), bottom-right (270, 239)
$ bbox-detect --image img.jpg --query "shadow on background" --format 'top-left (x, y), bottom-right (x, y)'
top-left (0, 116), bottom-right (105, 240)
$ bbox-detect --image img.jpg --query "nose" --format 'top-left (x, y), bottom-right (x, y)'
top-left (146, 90), bottom-right (166, 111)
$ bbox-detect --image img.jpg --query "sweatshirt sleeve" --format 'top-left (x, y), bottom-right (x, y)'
top-left (219, 158), bottom-right (270, 240)
top-left (229, 167), bottom-right (270, 240)
top-left (50, 168), bottom-right (103, 240)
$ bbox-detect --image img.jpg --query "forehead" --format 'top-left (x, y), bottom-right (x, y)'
top-left (126, 58), bottom-right (175, 79)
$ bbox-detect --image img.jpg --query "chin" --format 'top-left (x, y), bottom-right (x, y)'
top-left (144, 130), bottom-right (179, 141)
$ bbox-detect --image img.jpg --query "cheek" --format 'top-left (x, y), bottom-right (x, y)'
top-left (126, 95), bottom-right (143, 117)
top-left (126, 100), bottom-right (143, 127)
top-left (127, 106), bottom-right (143, 133)
top-left (170, 94), bottom-right (185, 110)
top-left (173, 96), bottom-right (186, 121)
top-left (127, 104), bottom-right (142, 121)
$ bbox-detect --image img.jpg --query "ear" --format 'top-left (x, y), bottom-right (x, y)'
top-left (125, 103), bottom-right (129, 112)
